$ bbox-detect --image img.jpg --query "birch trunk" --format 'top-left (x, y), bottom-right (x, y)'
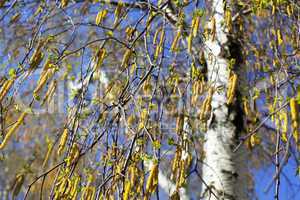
top-left (201, 0), bottom-right (249, 199)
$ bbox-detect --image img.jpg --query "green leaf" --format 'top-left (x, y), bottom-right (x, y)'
top-left (9, 68), bottom-right (16, 78)
top-left (152, 140), bottom-right (161, 149)
top-left (168, 137), bottom-right (175, 145)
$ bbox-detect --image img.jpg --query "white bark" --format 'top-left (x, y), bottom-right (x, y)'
top-left (201, 0), bottom-right (249, 199)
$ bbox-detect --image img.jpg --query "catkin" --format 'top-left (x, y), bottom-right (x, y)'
top-left (138, 109), bottom-right (148, 130)
top-left (171, 149), bottom-right (180, 180)
top-left (281, 111), bottom-right (288, 142)
top-left (153, 27), bottom-right (162, 45)
top-left (95, 9), bottom-right (108, 25)
top-left (66, 143), bottom-right (79, 166)
top-left (154, 28), bottom-right (165, 60)
top-left (95, 48), bottom-right (106, 69)
top-left (113, 1), bottom-right (123, 26)
top-left (192, 15), bottom-right (200, 37)
top-left (42, 139), bottom-right (54, 168)
top-left (29, 41), bottom-right (45, 69)
top-left (178, 160), bottom-right (186, 187)
top-left (71, 176), bottom-right (80, 200)
top-left (277, 29), bottom-right (283, 45)
top-left (0, 111), bottom-right (27, 150)
top-left (123, 180), bottom-right (131, 200)
top-left (187, 33), bottom-right (193, 54)
top-left (176, 114), bottom-right (184, 135)
top-left (243, 97), bottom-right (250, 116)
top-left (287, 5), bottom-right (292, 17)
top-left (34, 69), bottom-right (55, 97)
top-left (121, 49), bottom-right (132, 68)
top-left (57, 128), bottom-right (68, 156)
top-left (41, 80), bottom-right (57, 106)
top-left (290, 98), bottom-right (298, 143)
top-left (170, 27), bottom-right (182, 52)
top-left (61, 0), bottom-right (68, 8)
top-left (145, 163), bottom-right (158, 197)
top-left (0, 79), bottom-right (14, 102)
top-left (225, 9), bottom-right (232, 31)
top-left (227, 73), bottom-right (238, 105)
top-left (199, 88), bottom-right (213, 120)
top-left (129, 165), bottom-right (137, 185)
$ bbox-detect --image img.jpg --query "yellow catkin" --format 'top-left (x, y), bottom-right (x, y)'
top-left (170, 29), bottom-right (181, 52)
top-left (281, 111), bottom-right (288, 142)
top-left (226, 75), bottom-right (234, 98)
top-left (225, 9), bottom-right (232, 31)
top-left (10, 13), bottom-right (20, 24)
top-left (94, 48), bottom-right (106, 69)
top-left (227, 73), bottom-right (238, 105)
top-left (191, 81), bottom-right (199, 106)
top-left (121, 49), bottom-right (132, 68)
top-left (146, 11), bottom-right (155, 28)
top-left (145, 163), bottom-right (158, 198)
top-left (243, 98), bottom-right (250, 116)
top-left (192, 15), bottom-right (200, 37)
top-left (42, 139), bottom-right (54, 168)
top-left (136, 171), bottom-right (144, 194)
top-left (153, 27), bottom-right (162, 45)
top-left (29, 41), bottom-right (45, 69)
top-left (138, 109), bottom-right (148, 130)
top-left (42, 59), bottom-right (51, 71)
top-left (41, 80), bottom-right (57, 106)
top-left (123, 180), bottom-right (131, 200)
top-left (171, 150), bottom-right (180, 180)
top-left (125, 26), bottom-right (134, 39)
top-left (66, 143), bottom-right (79, 166)
top-left (154, 28), bottom-right (165, 60)
top-left (129, 165), bottom-right (136, 185)
top-left (287, 5), bottom-right (292, 17)
top-left (95, 9), bottom-right (108, 25)
top-left (290, 98), bottom-right (298, 143)
top-left (33, 69), bottom-right (55, 97)
top-left (81, 184), bottom-right (96, 200)
top-left (0, 79), bottom-right (14, 102)
top-left (176, 114), bottom-right (184, 135)
top-left (86, 187), bottom-right (96, 200)
top-left (57, 128), bottom-right (68, 156)
top-left (142, 78), bottom-right (152, 96)
top-left (187, 33), bottom-right (193, 54)
top-left (113, 1), bottom-right (123, 26)
top-left (0, 111), bottom-right (27, 150)
top-left (71, 176), bottom-right (80, 200)
top-left (199, 88), bottom-right (213, 120)
top-left (58, 178), bottom-right (68, 196)
top-left (277, 29), bottom-right (283, 45)
top-left (178, 160), bottom-right (186, 187)
top-left (64, 179), bottom-right (72, 195)
top-left (81, 176), bottom-right (95, 200)
top-left (272, 4), bottom-right (276, 15)
top-left (250, 135), bottom-right (260, 148)
top-left (127, 115), bottom-right (136, 127)
top-left (61, 0), bottom-right (68, 8)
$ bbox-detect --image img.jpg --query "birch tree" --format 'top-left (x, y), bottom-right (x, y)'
top-left (0, 0), bottom-right (299, 199)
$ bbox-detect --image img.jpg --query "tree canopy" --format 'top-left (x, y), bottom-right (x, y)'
top-left (0, 0), bottom-right (299, 199)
